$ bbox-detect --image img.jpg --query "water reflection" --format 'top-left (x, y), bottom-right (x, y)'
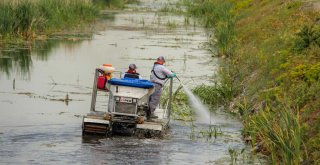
top-left (100, 11), bottom-right (116, 22)
top-left (0, 12), bottom-right (117, 80)
top-left (0, 49), bottom-right (32, 79)
top-left (0, 40), bottom-right (85, 79)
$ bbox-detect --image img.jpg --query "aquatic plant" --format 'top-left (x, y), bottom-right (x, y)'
top-left (184, 16), bottom-right (190, 25)
top-left (166, 20), bottom-right (177, 29)
top-left (199, 125), bottom-right (222, 139)
top-left (189, 121), bottom-right (197, 140)
top-left (161, 84), bottom-right (193, 121)
top-left (185, 0), bottom-right (236, 57)
top-left (247, 108), bottom-right (302, 164)
top-left (0, 0), bottom-right (98, 40)
top-left (228, 147), bottom-right (248, 165)
top-left (235, 97), bottom-right (252, 117)
top-left (192, 79), bottom-right (237, 106)
top-left (159, 2), bottom-right (184, 14)
top-left (92, 0), bottom-right (126, 9)
top-left (228, 147), bottom-right (239, 164)
top-left (140, 18), bottom-right (145, 27)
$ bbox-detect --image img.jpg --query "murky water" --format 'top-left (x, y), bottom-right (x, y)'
top-left (0, 0), bottom-right (262, 164)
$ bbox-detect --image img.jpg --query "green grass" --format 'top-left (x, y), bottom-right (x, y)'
top-left (166, 20), bottom-right (178, 29)
top-left (199, 125), bottom-right (222, 139)
top-left (161, 85), bottom-right (194, 121)
top-left (192, 71), bottom-right (239, 106)
top-left (185, 0), bottom-right (236, 57)
top-left (0, 0), bottom-right (99, 40)
top-left (93, 0), bottom-right (126, 9)
top-left (185, 0), bottom-right (320, 163)
top-left (0, 0), bottom-right (130, 44)
top-left (247, 108), bottom-right (302, 164)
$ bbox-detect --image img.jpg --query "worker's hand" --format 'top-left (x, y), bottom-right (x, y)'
top-left (172, 72), bottom-right (176, 77)
top-left (167, 72), bottom-right (176, 78)
top-left (171, 70), bottom-right (177, 77)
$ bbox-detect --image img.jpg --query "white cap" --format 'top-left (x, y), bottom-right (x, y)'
top-left (157, 56), bottom-right (165, 62)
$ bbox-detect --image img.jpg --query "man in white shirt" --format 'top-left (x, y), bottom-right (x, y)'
top-left (148, 56), bottom-right (176, 120)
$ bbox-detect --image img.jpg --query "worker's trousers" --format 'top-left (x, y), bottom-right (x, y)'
top-left (148, 83), bottom-right (163, 113)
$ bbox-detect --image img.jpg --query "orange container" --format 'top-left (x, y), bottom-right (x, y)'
top-left (98, 64), bottom-right (115, 74)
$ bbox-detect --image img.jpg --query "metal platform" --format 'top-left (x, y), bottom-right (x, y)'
top-left (83, 108), bottom-right (169, 134)
top-left (83, 118), bottom-right (110, 125)
top-left (136, 108), bottom-right (169, 131)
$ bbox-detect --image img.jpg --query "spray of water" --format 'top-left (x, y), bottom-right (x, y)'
top-left (182, 86), bottom-right (212, 124)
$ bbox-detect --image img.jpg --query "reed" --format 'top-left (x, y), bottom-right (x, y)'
top-left (199, 125), bottom-right (222, 139)
top-left (161, 84), bottom-right (193, 121)
top-left (192, 78), bottom-right (236, 106)
top-left (214, 19), bottom-right (236, 57)
top-left (98, 0), bottom-right (125, 9)
top-left (228, 147), bottom-right (239, 164)
top-left (248, 108), bottom-right (302, 164)
top-left (166, 20), bottom-right (177, 29)
top-left (186, 0), bottom-right (236, 57)
top-left (0, 0), bottom-right (98, 39)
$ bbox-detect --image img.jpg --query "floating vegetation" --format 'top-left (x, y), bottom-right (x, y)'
top-left (199, 125), bottom-right (223, 139)
top-left (166, 20), bottom-right (178, 29)
top-left (40, 143), bottom-right (56, 148)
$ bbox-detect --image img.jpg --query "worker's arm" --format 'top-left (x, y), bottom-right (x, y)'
top-left (162, 66), bottom-right (176, 78)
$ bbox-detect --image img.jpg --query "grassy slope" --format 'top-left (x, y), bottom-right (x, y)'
top-left (188, 0), bottom-right (319, 164)
top-left (231, 1), bottom-right (319, 164)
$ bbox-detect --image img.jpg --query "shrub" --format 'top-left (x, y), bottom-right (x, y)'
top-left (248, 108), bottom-right (302, 164)
top-left (293, 25), bottom-right (320, 52)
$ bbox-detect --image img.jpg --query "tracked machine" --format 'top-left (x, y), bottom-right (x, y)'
top-left (82, 66), bottom-right (173, 137)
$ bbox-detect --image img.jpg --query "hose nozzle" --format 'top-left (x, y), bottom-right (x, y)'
top-left (175, 76), bottom-right (181, 82)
